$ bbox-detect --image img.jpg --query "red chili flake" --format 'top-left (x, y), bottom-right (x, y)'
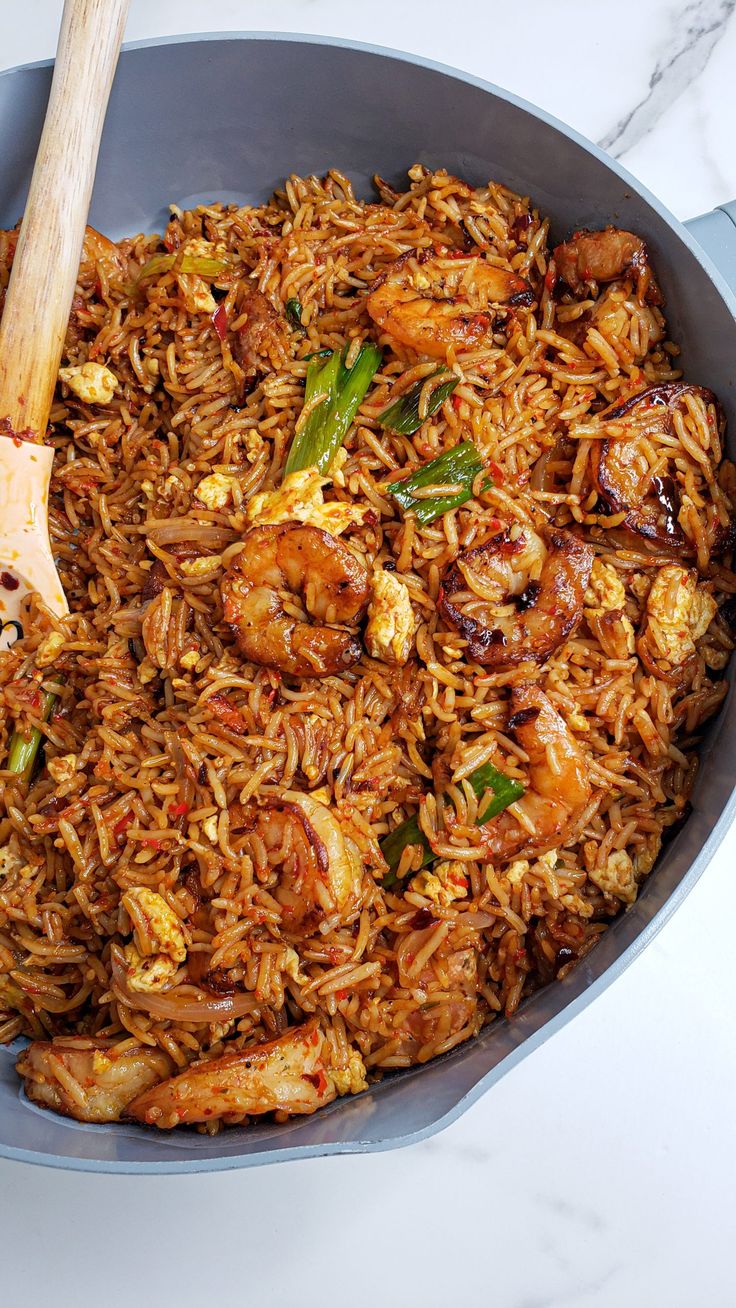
top-left (141, 837), bottom-right (162, 851)
top-left (335, 988), bottom-right (349, 1001)
top-left (0, 571), bottom-right (19, 591)
top-left (169, 801), bottom-right (190, 818)
top-left (544, 266), bottom-right (558, 295)
top-left (112, 812), bottom-right (134, 841)
top-left (208, 692), bottom-right (247, 733)
top-left (302, 1070), bottom-right (329, 1093)
top-left (310, 1028), bottom-right (320, 1046)
top-left (511, 213), bottom-right (533, 241)
top-left (212, 303), bottom-right (228, 340)
top-left (452, 394), bottom-right (463, 412)
top-left (514, 948), bottom-right (527, 963)
top-left (410, 908), bottom-right (439, 930)
top-left (0, 417), bottom-right (34, 443)
top-left (488, 460), bottom-right (505, 485)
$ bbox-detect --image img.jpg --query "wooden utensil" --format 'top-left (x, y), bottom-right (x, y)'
top-left (0, 0), bottom-right (128, 651)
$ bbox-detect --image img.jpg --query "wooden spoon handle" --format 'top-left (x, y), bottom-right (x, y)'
top-left (0, 0), bottom-right (129, 442)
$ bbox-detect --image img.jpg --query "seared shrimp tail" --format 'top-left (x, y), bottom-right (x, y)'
top-left (553, 227), bottom-right (662, 304)
top-left (438, 526), bottom-right (593, 668)
top-left (221, 522), bottom-right (370, 677)
top-left (16, 1038), bottom-right (174, 1123)
top-left (126, 1021), bottom-right (352, 1129)
top-left (481, 686), bottom-right (592, 859)
top-left (367, 250), bottom-right (533, 360)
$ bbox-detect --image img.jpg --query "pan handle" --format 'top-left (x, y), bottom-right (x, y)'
top-left (684, 201), bottom-right (736, 292)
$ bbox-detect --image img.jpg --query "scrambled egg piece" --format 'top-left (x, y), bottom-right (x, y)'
top-left (246, 468), bottom-right (370, 536)
top-left (91, 1049), bottom-right (113, 1075)
top-left (506, 858), bottom-right (530, 887)
top-left (123, 942), bottom-right (179, 993)
top-left (179, 555), bottom-right (222, 578)
top-left (645, 565), bottom-right (718, 666)
top-left (121, 887), bottom-right (187, 962)
top-left (365, 568), bottom-right (415, 666)
top-left (566, 705), bottom-right (590, 734)
top-left (507, 848), bottom-right (558, 887)
top-left (180, 648), bottom-right (200, 670)
top-left (589, 849), bottom-right (637, 904)
top-left (35, 630), bottom-right (65, 668)
top-left (0, 846), bottom-right (21, 880)
top-left (195, 472), bottom-right (240, 510)
top-left (330, 446), bottom-right (349, 487)
top-left (281, 946), bottom-right (307, 984)
top-left (330, 1049), bottom-right (368, 1096)
top-left (137, 658), bottom-right (158, 685)
top-left (58, 361), bottom-right (118, 405)
top-left (411, 860), bottom-right (469, 905)
top-left (585, 558), bottom-right (627, 612)
top-left (202, 813), bottom-right (219, 844)
top-left (584, 558), bottom-right (635, 657)
top-left (46, 753), bottom-right (78, 784)
top-left (177, 237), bottom-right (226, 315)
top-left (242, 430), bottom-right (266, 464)
top-left (634, 832), bottom-right (662, 876)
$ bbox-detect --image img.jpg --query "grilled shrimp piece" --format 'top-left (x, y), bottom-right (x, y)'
top-left (367, 250), bottom-right (533, 359)
top-left (127, 1021), bottom-right (341, 1128)
top-left (16, 1038), bottom-right (174, 1124)
top-left (81, 224), bottom-right (127, 281)
top-left (591, 382), bottom-right (720, 549)
top-left (234, 286), bottom-right (284, 381)
top-left (553, 227), bottom-right (661, 304)
top-left (221, 523), bottom-right (370, 677)
top-left (438, 525), bottom-right (593, 668)
top-left (254, 791), bottom-right (364, 927)
top-left (481, 686), bottom-right (592, 860)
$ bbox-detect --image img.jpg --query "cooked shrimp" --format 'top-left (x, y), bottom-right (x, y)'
top-left (81, 224), bottom-right (127, 281)
top-left (591, 382), bottom-right (719, 548)
top-left (126, 1020), bottom-right (356, 1128)
top-left (481, 686), bottom-right (592, 859)
top-left (221, 523), bottom-right (370, 676)
top-left (234, 286), bottom-right (284, 380)
top-left (16, 1038), bottom-right (174, 1124)
top-left (251, 790), bottom-right (364, 927)
top-left (438, 525), bottom-right (593, 667)
top-left (367, 250), bottom-right (533, 359)
top-left (401, 946), bottom-right (479, 1054)
top-left (553, 227), bottom-right (661, 304)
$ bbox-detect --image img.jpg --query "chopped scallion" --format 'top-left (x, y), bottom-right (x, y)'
top-left (467, 759), bottom-right (525, 824)
top-left (378, 369), bottom-right (458, 435)
top-left (286, 297), bottom-right (303, 329)
top-left (387, 441), bottom-right (489, 526)
top-left (6, 680), bottom-right (64, 781)
top-left (380, 758), bottom-right (524, 887)
top-left (131, 252), bottom-right (229, 292)
top-left (285, 343), bottom-right (381, 476)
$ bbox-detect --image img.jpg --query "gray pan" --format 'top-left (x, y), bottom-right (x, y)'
top-left (0, 33), bottom-right (734, 1173)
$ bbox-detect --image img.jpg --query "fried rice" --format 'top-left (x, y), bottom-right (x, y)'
top-left (1, 165), bottom-right (734, 1131)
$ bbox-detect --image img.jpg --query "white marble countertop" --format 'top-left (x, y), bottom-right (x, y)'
top-left (2, 3), bottom-right (736, 1305)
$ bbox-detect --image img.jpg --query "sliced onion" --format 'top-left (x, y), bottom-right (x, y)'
top-left (110, 946), bottom-right (255, 1022)
top-left (146, 522), bottom-right (234, 547)
top-left (459, 911), bottom-right (496, 929)
top-left (529, 447), bottom-right (557, 493)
